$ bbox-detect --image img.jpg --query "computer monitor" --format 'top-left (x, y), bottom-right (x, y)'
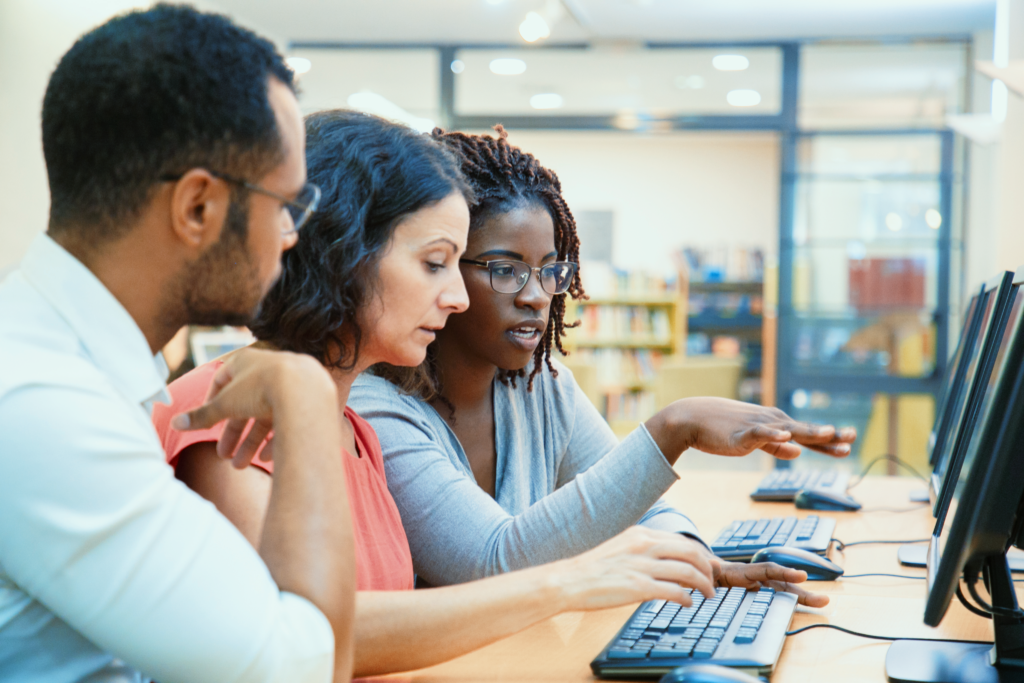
top-left (927, 283), bottom-right (985, 469)
top-left (928, 271), bottom-right (1016, 514)
top-left (885, 270), bottom-right (1024, 683)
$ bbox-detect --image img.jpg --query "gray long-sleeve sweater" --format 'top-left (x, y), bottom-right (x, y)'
top-left (349, 359), bottom-right (700, 586)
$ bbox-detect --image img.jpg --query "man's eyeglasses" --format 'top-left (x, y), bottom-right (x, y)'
top-left (460, 259), bottom-right (577, 295)
top-left (161, 170), bottom-right (321, 234)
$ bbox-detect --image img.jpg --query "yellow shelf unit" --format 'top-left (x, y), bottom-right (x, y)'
top-left (560, 288), bottom-right (687, 438)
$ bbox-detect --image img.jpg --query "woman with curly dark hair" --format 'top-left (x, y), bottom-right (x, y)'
top-left (151, 111), bottom-right (821, 677)
top-left (352, 126), bottom-right (857, 589)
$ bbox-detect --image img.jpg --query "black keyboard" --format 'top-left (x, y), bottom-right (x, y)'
top-left (591, 586), bottom-right (797, 678)
top-left (709, 515), bottom-right (836, 561)
top-left (750, 468), bottom-right (850, 502)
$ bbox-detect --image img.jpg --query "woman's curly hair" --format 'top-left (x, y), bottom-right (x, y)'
top-left (248, 110), bottom-right (471, 369)
top-left (373, 125), bottom-right (585, 404)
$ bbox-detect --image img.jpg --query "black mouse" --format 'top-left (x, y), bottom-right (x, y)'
top-left (794, 487), bottom-right (862, 511)
top-left (751, 545), bottom-right (844, 581)
top-left (659, 663), bottom-right (766, 683)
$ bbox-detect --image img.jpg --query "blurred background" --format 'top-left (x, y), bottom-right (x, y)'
top-left (3, 0), bottom-right (1023, 475)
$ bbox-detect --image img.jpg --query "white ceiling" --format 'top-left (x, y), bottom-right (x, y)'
top-left (208, 0), bottom-right (994, 47)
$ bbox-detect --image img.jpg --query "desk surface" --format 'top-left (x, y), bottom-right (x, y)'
top-left (369, 471), bottom-right (1001, 683)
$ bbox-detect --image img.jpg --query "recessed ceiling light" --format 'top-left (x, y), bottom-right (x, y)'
top-left (285, 57), bottom-right (311, 75)
top-left (519, 11), bottom-right (550, 42)
top-left (713, 54), bottom-right (749, 71)
top-left (530, 93), bottom-right (563, 109)
top-left (726, 89), bottom-right (761, 107)
top-left (885, 212), bottom-right (903, 232)
top-left (925, 209), bottom-right (942, 229)
top-left (450, 59), bottom-right (465, 74)
top-left (490, 58), bottom-right (527, 75)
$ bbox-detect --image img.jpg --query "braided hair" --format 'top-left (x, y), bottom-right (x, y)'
top-left (437, 125), bottom-right (585, 390)
top-left (374, 125), bottom-right (585, 402)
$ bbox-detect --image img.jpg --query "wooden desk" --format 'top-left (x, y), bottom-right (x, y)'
top-left (367, 471), bottom-right (1002, 683)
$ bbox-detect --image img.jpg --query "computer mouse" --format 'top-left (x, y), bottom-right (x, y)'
top-left (750, 545), bottom-right (845, 581)
top-left (794, 487), bottom-right (862, 511)
top-left (659, 663), bottom-right (766, 683)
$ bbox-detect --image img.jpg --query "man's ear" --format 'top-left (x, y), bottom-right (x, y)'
top-left (168, 169), bottom-right (231, 251)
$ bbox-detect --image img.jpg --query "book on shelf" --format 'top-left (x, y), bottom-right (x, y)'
top-left (574, 305), bottom-right (671, 342)
top-left (604, 390), bottom-right (657, 423)
top-left (573, 348), bottom-right (663, 388)
top-left (675, 245), bottom-right (765, 283)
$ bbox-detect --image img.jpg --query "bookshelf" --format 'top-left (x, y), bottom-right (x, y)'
top-left (561, 275), bottom-right (687, 437)
top-left (685, 278), bottom-right (767, 404)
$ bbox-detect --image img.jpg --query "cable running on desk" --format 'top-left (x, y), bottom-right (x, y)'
top-left (847, 454), bottom-right (927, 490)
top-left (831, 537), bottom-right (929, 551)
top-left (785, 622), bottom-right (989, 644)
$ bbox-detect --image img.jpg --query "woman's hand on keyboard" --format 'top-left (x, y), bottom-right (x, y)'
top-left (555, 527), bottom-right (718, 611)
top-left (711, 559), bottom-right (830, 608)
top-left (645, 397), bottom-right (857, 463)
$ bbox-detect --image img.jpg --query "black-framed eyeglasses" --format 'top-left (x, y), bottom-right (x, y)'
top-left (160, 170), bottom-right (321, 234)
top-left (460, 259), bottom-right (577, 295)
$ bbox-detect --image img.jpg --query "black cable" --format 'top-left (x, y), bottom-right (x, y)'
top-left (784, 623), bottom-right (902, 641)
top-left (965, 575), bottom-right (1024, 619)
top-left (956, 584), bottom-right (993, 619)
top-left (847, 454), bottom-right (928, 490)
top-left (842, 573), bottom-right (925, 579)
top-left (831, 537), bottom-right (929, 552)
top-left (785, 621), bottom-right (990, 644)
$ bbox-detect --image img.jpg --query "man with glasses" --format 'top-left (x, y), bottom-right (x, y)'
top-left (0, 6), bottom-right (354, 683)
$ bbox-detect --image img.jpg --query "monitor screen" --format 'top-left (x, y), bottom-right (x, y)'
top-left (927, 289), bottom-right (983, 466)
top-left (925, 278), bottom-right (1024, 627)
top-left (931, 283), bottom-right (1024, 573)
top-left (930, 288), bottom-right (999, 491)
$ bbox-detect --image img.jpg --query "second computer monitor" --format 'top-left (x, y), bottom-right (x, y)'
top-left (928, 271), bottom-right (1016, 515)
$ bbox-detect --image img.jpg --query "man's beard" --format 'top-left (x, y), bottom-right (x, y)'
top-left (176, 198), bottom-right (267, 328)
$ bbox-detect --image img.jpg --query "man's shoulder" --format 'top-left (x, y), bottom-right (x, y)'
top-left (0, 273), bottom-right (108, 402)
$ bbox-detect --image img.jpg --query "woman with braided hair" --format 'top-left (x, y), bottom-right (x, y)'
top-left (351, 125), bottom-right (857, 588)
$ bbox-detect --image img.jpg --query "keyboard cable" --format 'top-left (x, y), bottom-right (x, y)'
top-left (846, 454), bottom-right (928, 490)
top-left (831, 537), bottom-right (929, 552)
top-left (785, 622), bottom-right (988, 643)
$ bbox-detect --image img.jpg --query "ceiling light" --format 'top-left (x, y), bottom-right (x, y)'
top-left (519, 11), bottom-right (550, 42)
top-left (285, 57), bottom-right (311, 75)
top-left (713, 54), bottom-right (749, 71)
top-left (885, 213), bottom-right (903, 232)
top-left (925, 209), bottom-right (942, 230)
top-left (530, 93), bottom-right (563, 109)
top-left (346, 92), bottom-right (435, 134)
top-left (450, 59), bottom-right (465, 74)
top-left (489, 58), bottom-right (527, 75)
top-left (726, 89), bottom-right (761, 107)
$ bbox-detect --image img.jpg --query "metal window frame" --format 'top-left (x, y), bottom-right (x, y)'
top-left (289, 37), bottom-right (968, 414)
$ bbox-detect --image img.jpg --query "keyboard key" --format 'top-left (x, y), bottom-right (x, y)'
top-left (734, 627), bottom-right (758, 643)
top-left (703, 627), bottom-right (726, 640)
top-left (608, 649), bottom-right (648, 659)
top-left (650, 649), bottom-right (687, 658)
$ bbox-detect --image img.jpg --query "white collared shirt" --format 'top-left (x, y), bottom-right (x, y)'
top-left (0, 235), bottom-right (334, 683)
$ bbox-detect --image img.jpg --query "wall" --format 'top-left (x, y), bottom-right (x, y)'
top-left (0, 0), bottom-right (268, 276)
top-left (485, 129), bottom-right (780, 276)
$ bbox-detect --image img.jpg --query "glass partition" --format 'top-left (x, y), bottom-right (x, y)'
top-left (453, 46), bottom-right (782, 117)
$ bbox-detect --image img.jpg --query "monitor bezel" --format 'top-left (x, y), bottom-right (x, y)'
top-left (930, 271), bottom-right (1017, 520)
top-left (927, 282), bottom-right (986, 469)
top-left (924, 268), bottom-right (1024, 627)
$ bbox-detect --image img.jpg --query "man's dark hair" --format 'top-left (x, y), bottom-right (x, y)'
top-left (42, 3), bottom-right (294, 243)
top-left (248, 110), bottom-right (471, 372)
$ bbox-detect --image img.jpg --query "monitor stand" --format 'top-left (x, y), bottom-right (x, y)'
top-left (886, 556), bottom-right (1024, 682)
top-left (899, 545), bottom-right (1024, 572)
